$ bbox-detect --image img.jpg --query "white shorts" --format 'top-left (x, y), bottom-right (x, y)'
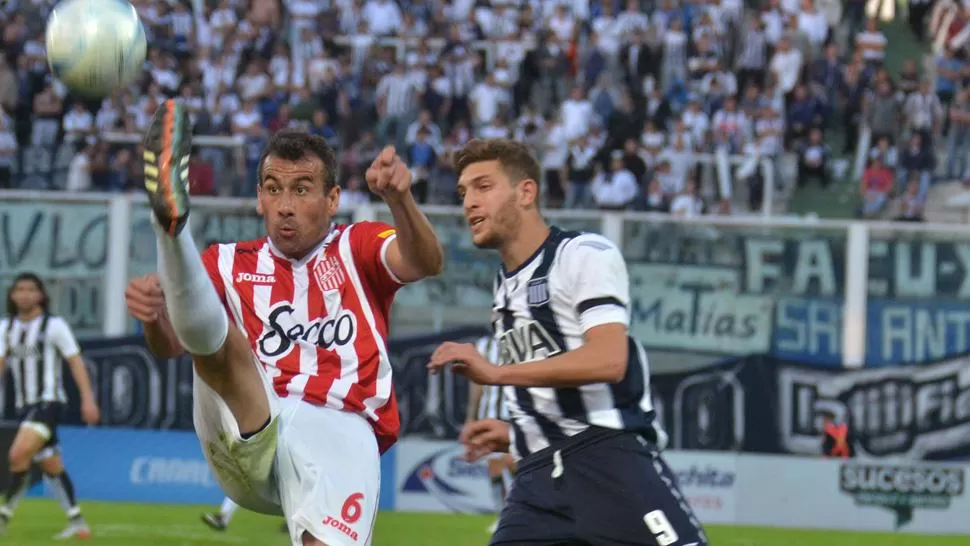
top-left (193, 367), bottom-right (381, 546)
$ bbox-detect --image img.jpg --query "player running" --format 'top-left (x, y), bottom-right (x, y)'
top-left (429, 139), bottom-right (709, 546)
top-left (0, 272), bottom-right (100, 539)
top-left (124, 100), bottom-right (443, 546)
top-left (464, 335), bottom-right (515, 535)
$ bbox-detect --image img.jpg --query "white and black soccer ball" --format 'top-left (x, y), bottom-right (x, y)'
top-left (45, 0), bottom-right (148, 97)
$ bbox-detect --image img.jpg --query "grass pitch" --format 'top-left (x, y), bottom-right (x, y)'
top-left (5, 499), bottom-right (968, 545)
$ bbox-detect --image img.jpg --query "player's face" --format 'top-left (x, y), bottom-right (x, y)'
top-left (257, 154), bottom-right (340, 259)
top-left (10, 280), bottom-right (42, 314)
top-left (457, 160), bottom-right (524, 249)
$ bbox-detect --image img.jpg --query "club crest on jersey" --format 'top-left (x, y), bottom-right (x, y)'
top-left (314, 256), bottom-right (346, 292)
top-left (526, 277), bottom-right (550, 306)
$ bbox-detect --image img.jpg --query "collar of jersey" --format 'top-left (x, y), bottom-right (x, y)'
top-left (267, 223), bottom-right (339, 266)
top-left (502, 226), bottom-right (559, 278)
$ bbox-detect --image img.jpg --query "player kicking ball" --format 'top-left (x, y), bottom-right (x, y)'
top-left (125, 100), bottom-right (443, 546)
top-left (429, 139), bottom-right (709, 546)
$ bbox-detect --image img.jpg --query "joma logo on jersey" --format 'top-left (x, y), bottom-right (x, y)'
top-left (257, 303), bottom-right (357, 358)
top-left (498, 320), bottom-right (563, 364)
top-left (235, 272), bottom-right (275, 284)
top-left (322, 516), bottom-right (358, 541)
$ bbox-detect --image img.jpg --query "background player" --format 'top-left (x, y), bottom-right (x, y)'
top-left (202, 497), bottom-right (288, 534)
top-left (429, 139), bottom-right (708, 546)
top-left (124, 102), bottom-right (443, 546)
top-left (0, 272), bottom-right (100, 539)
top-left (201, 497), bottom-right (239, 531)
top-left (464, 335), bottom-right (515, 535)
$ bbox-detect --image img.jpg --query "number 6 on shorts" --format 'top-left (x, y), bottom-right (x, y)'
top-left (644, 509), bottom-right (679, 546)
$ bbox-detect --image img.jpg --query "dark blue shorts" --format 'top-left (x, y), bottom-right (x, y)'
top-left (491, 429), bottom-right (709, 546)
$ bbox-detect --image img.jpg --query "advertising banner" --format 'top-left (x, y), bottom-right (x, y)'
top-left (627, 224), bottom-right (970, 365)
top-left (394, 439), bottom-right (494, 514)
top-left (735, 455), bottom-right (970, 534)
top-left (11, 331), bottom-right (970, 461)
top-left (663, 451), bottom-right (737, 525)
top-left (0, 201), bottom-right (109, 338)
top-left (628, 264), bottom-right (774, 356)
top-left (11, 426), bottom-right (397, 508)
top-left (43, 426), bottom-right (224, 505)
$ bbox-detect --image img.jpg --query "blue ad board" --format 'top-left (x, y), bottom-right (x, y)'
top-left (24, 427), bottom-right (397, 509)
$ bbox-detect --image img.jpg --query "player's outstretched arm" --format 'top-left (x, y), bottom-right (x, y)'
top-left (430, 325), bottom-right (628, 388)
top-left (125, 275), bottom-right (185, 358)
top-left (365, 146), bottom-right (444, 282)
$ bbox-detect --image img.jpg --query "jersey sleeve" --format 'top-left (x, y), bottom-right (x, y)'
top-left (349, 221), bottom-right (406, 300)
top-left (49, 317), bottom-right (81, 359)
top-left (561, 234), bottom-right (630, 333)
top-left (200, 243), bottom-right (228, 306)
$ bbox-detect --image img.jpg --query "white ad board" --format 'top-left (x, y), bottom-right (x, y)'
top-left (394, 439), bottom-right (494, 514)
top-left (394, 440), bottom-right (970, 535)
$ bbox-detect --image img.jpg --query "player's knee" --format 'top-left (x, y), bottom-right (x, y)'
top-left (39, 456), bottom-right (63, 475)
top-left (300, 530), bottom-right (329, 546)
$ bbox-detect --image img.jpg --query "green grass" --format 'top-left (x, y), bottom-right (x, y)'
top-left (5, 499), bottom-right (969, 545)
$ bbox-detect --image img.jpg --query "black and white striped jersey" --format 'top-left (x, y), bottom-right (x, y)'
top-left (492, 227), bottom-right (663, 460)
top-left (0, 314), bottom-right (79, 409)
top-left (474, 335), bottom-right (508, 421)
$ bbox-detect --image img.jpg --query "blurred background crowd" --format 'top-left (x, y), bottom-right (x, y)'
top-left (0, 0), bottom-right (967, 219)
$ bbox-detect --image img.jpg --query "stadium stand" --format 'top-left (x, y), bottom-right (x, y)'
top-left (0, 0), bottom-right (961, 221)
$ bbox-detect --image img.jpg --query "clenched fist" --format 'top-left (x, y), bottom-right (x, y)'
top-left (365, 146), bottom-right (412, 203)
top-left (125, 274), bottom-right (167, 323)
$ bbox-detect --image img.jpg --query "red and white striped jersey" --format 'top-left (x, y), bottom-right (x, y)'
top-left (200, 221), bottom-right (402, 453)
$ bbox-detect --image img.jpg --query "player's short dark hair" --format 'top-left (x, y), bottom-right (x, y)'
top-left (258, 130), bottom-right (339, 190)
top-left (6, 272), bottom-right (49, 316)
top-left (453, 139), bottom-right (541, 191)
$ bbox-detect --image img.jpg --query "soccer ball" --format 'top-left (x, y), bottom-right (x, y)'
top-left (45, 0), bottom-right (147, 97)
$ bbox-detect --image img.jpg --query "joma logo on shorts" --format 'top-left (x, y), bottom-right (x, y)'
top-left (236, 272), bottom-right (276, 284)
top-left (322, 516), bottom-right (358, 541)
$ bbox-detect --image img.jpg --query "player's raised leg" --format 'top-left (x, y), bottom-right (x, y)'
top-left (135, 99), bottom-right (278, 514)
top-left (140, 98), bottom-right (269, 435)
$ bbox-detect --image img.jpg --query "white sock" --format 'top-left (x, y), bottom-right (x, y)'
top-left (220, 497), bottom-right (239, 522)
top-left (154, 218), bottom-right (228, 356)
top-left (45, 475), bottom-right (81, 520)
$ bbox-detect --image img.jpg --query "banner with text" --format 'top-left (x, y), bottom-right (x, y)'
top-left (14, 331), bottom-right (970, 461)
top-left (624, 223), bottom-right (970, 365)
top-left (0, 201), bottom-right (110, 338)
top-left (0, 328), bottom-right (488, 437)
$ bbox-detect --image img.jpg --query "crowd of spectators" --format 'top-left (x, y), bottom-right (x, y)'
top-left (0, 0), bottom-right (960, 219)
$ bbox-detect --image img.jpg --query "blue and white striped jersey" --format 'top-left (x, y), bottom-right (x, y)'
top-left (492, 227), bottom-right (663, 460)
